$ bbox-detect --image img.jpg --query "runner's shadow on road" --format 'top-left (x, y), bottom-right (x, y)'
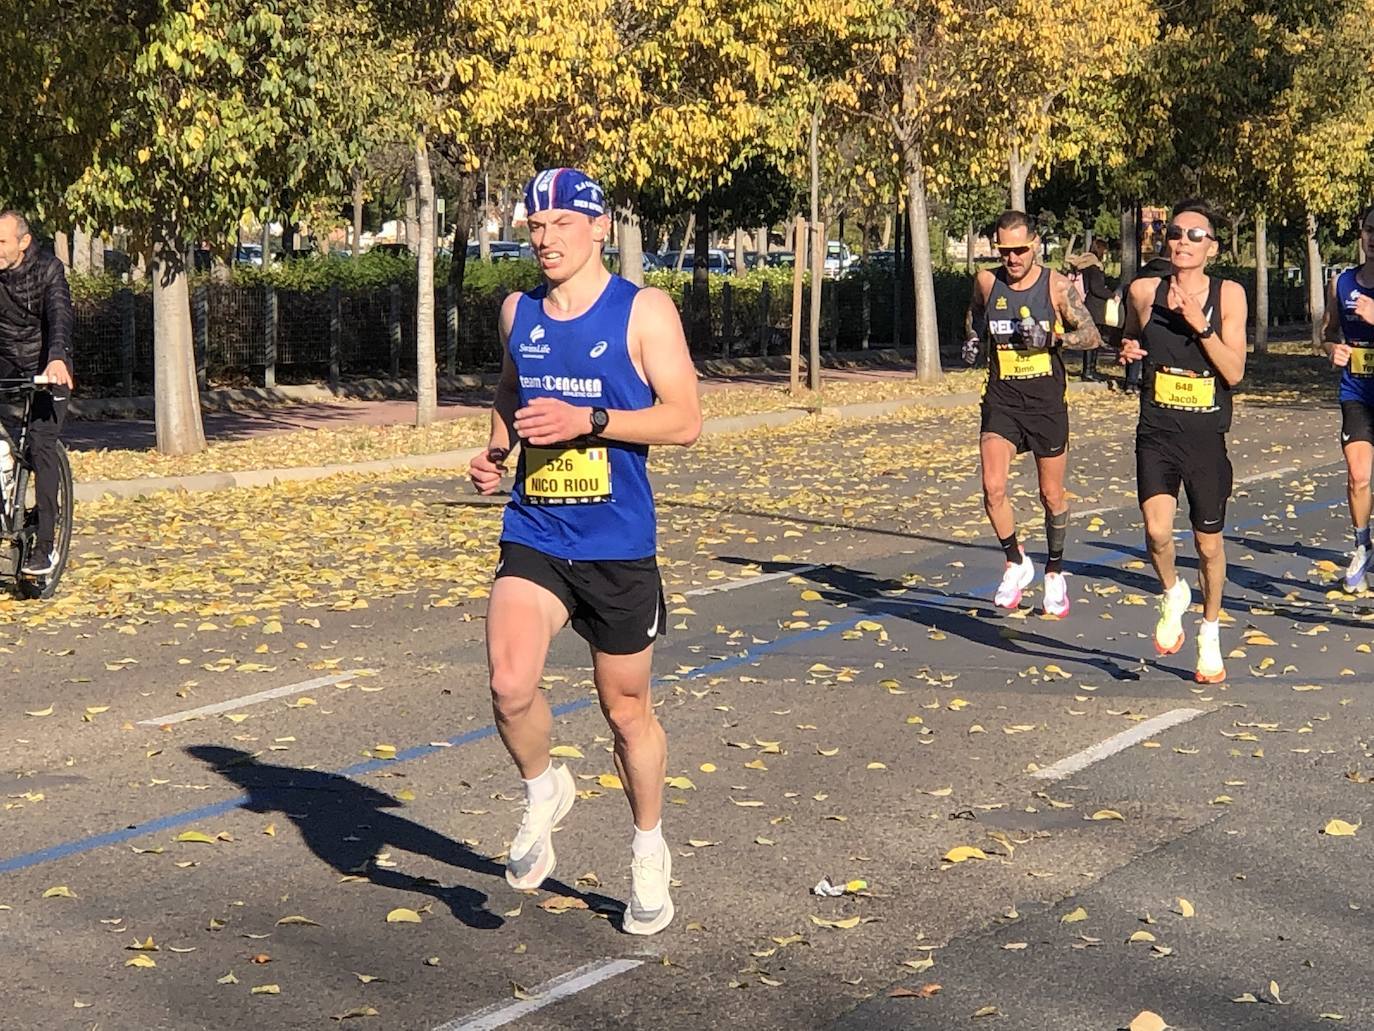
top-left (186, 745), bottom-right (620, 930)
top-left (745, 560), bottom-right (1154, 682)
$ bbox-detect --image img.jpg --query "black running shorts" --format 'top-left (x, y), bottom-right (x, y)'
top-left (494, 541), bottom-right (666, 655)
top-left (1136, 430), bottom-right (1233, 533)
top-left (980, 404), bottom-right (1069, 458)
top-left (1341, 400), bottom-right (1374, 447)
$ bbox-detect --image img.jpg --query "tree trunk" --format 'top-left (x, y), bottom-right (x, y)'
top-left (892, 200), bottom-right (903, 347)
top-left (73, 226), bottom-right (91, 274)
top-left (809, 99), bottom-right (822, 230)
top-left (53, 231), bottom-right (70, 267)
top-left (1305, 210), bottom-right (1324, 350)
top-left (499, 184), bottom-right (513, 242)
top-left (790, 217), bottom-right (807, 394)
top-left (905, 161), bottom-right (941, 382)
top-left (690, 201), bottom-right (711, 351)
top-left (260, 216), bottom-right (271, 267)
top-left (880, 215), bottom-right (892, 250)
top-left (404, 172), bottom-right (419, 253)
top-left (617, 203), bottom-right (644, 287)
top-left (1119, 201), bottom-right (1138, 283)
top-left (808, 220), bottom-right (824, 391)
top-left (733, 228), bottom-right (746, 277)
top-left (448, 171), bottom-right (476, 287)
top-left (89, 231), bottom-right (105, 274)
top-left (1009, 145), bottom-right (1030, 211)
top-left (415, 136), bottom-right (437, 427)
top-left (755, 226), bottom-right (767, 257)
top-left (151, 242), bottom-right (207, 456)
top-left (965, 219), bottom-right (975, 273)
top-left (675, 212), bottom-right (694, 271)
top-left (1253, 209), bottom-right (1269, 352)
top-left (352, 172), bottom-right (365, 257)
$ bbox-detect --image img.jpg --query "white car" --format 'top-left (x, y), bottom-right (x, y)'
top-left (823, 242), bottom-right (854, 278)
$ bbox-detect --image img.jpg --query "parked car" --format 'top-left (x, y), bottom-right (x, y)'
top-left (764, 251), bottom-right (796, 268)
top-left (602, 247), bottom-right (662, 274)
top-left (660, 249), bottom-right (734, 274)
top-left (824, 241), bottom-right (854, 278)
top-left (234, 244), bottom-right (264, 267)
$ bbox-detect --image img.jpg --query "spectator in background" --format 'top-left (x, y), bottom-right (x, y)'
top-left (1072, 238), bottom-right (1117, 381)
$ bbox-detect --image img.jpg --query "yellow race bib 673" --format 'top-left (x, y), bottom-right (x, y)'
top-left (996, 347), bottom-right (1053, 379)
top-left (1350, 346), bottom-right (1374, 376)
top-left (524, 446), bottom-right (611, 505)
top-left (1152, 367), bottom-right (1217, 411)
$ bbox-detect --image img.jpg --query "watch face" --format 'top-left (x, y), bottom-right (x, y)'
top-left (591, 409), bottom-right (608, 430)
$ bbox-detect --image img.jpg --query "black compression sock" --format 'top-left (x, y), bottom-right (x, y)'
top-left (998, 533), bottom-right (1021, 564)
top-left (1045, 509), bottom-right (1069, 574)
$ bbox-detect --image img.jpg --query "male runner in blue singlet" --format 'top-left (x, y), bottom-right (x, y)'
top-left (1320, 205), bottom-right (1374, 592)
top-left (469, 169), bottom-right (701, 934)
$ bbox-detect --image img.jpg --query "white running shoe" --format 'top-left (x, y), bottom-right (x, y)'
top-left (505, 764), bottom-right (575, 891)
top-left (1042, 571), bottom-right (1070, 618)
top-left (1195, 620), bottom-right (1225, 684)
top-left (623, 839), bottom-right (674, 936)
top-left (1344, 545), bottom-right (1371, 593)
top-left (1154, 577), bottom-right (1191, 655)
top-left (994, 552), bottom-right (1036, 609)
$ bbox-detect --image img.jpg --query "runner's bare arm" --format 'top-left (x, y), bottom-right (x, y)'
top-left (1118, 278), bottom-right (1157, 362)
top-left (598, 286), bottom-right (702, 447)
top-left (1321, 277), bottom-right (1344, 352)
top-left (965, 270), bottom-right (991, 341)
top-left (1198, 279), bottom-right (1247, 387)
top-left (489, 293), bottom-right (522, 452)
top-left (1053, 272), bottom-right (1103, 351)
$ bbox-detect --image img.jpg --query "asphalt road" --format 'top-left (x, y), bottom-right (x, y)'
top-left (2, 391), bottom-right (1371, 1031)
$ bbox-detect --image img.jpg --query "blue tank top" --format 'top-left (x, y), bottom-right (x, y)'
top-left (500, 275), bottom-right (657, 561)
top-left (1335, 268), bottom-right (1374, 404)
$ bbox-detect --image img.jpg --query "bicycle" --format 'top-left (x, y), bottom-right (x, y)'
top-left (0, 376), bottom-right (73, 599)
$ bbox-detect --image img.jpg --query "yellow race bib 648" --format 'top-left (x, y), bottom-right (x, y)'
top-left (524, 446), bottom-right (611, 505)
top-left (1152, 367), bottom-right (1217, 411)
top-left (996, 347), bottom-right (1053, 379)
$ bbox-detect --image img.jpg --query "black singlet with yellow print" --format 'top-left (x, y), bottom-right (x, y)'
top-left (1138, 275), bottom-right (1231, 435)
top-left (982, 265), bottom-right (1066, 412)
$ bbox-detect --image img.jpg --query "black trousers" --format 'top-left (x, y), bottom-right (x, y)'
top-left (0, 358), bottom-right (68, 552)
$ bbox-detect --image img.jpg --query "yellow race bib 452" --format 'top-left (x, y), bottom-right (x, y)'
top-left (996, 347), bottom-right (1053, 379)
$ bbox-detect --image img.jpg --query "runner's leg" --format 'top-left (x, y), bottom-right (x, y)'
top-left (1035, 450), bottom-right (1069, 573)
top-left (1194, 529), bottom-right (1226, 621)
top-left (981, 431), bottom-right (1018, 545)
top-left (486, 576), bottom-right (569, 777)
top-left (1141, 494), bottom-right (1180, 590)
top-left (1344, 439), bottom-right (1373, 536)
top-left (592, 644), bottom-right (665, 832)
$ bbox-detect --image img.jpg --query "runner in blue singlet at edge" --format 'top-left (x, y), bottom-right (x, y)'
top-left (1320, 205), bottom-right (1374, 592)
top-left (468, 168), bottom-right (701, 934)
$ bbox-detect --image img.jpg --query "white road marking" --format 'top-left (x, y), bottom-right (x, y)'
top-left (1030, 707), bottom-right (1206, 782)
top-left (683, 564), bottom-right (819, 596)
top-left (434, 958), bottom-right (643, 1031)
top-left (136, 671), bottom-right (370, 726)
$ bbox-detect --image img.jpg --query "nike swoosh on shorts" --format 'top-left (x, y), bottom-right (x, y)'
top-left (647, 608), bottom-right (660, 638)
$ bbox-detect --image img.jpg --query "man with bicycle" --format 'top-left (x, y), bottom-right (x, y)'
top-left (0, 211), bottom-right (74, 576)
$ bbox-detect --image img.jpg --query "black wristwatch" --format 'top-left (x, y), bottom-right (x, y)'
top-left (589, 407), bottom-right (610, 436)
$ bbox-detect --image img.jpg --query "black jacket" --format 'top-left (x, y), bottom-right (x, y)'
top-left (0, 246), bottom-right (73, 372)
top-left (1076, 255), bottom-right (1117, 325)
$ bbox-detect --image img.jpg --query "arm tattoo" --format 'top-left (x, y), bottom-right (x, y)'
top-left (1059, 287), bottom-right (1103, 351)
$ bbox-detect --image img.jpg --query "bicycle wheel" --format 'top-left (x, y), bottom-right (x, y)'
top-left (18, 441), bottom-right (73, 600)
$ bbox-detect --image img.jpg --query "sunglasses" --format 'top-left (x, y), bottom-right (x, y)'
top-left (996, 246), bottom-right (1033, 257)
top-left (1165, 224), bottom-right (1215, 243)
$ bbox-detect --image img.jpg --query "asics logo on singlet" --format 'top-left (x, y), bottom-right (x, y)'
top-left (589, 340), bottom-right (609, 358)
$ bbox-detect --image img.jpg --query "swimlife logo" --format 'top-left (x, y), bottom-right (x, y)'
top-left (589, 340), bottom-right (609, 358)
top-left (530, 324), bottom-right (545, 342)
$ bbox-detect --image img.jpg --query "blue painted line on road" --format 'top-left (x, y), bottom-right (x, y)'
top-left (0, 486), bottom-right (1344, 877)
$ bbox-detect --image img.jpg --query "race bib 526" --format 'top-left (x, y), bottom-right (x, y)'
top-left (524, 446), bottom-right (611, 505)
top-left (1152, 367), bottom-right (1217, 411)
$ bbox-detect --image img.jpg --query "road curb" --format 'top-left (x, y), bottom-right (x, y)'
top-left (74, 379), bottom-right (1115, 502)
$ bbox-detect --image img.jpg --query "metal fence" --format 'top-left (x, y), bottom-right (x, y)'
top-left (68, 268), bottom-right (1310, 391)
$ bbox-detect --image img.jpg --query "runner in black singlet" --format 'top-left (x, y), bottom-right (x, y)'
top-left (965, 210), bottom-right (1102, 617)
top-left (1119, 199), bottom-right (1247, 684)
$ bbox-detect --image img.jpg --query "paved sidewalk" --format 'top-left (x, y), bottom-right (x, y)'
top-left (62, 356), bottom-right (934, 453)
